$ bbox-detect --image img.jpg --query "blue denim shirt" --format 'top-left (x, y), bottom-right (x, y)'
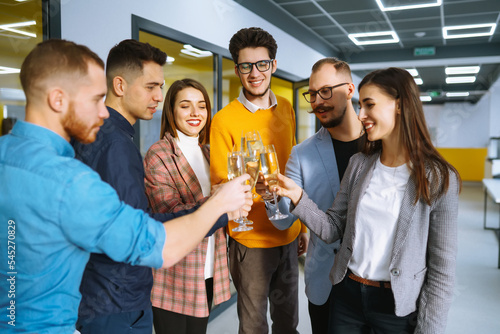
top-left (0, 121), bottom-right (165, 333)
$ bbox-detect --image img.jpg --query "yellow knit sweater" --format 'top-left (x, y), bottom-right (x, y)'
top-left (210, 96), bottom-right (306, 248)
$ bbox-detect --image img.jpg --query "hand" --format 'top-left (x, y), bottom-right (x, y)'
top-left (270, 173), bottom-right (303, 206)
top-left (297, 232), bottom-right (309, 257)
top-left (211, 174), bottom-right (252, 214)
top-left (255, 172), bottom-right (273, 201)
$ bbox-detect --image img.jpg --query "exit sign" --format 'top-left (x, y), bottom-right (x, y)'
top-left (414, 47), bottom-right (436, 56)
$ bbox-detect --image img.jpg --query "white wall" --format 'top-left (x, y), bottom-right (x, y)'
top-left (423, 93), bottom-right (492, 148)
top-left (60, 0), bottom-right (326, 80)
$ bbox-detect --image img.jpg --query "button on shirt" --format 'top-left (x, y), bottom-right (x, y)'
top-left (0, 121), bottom-right (165, 333)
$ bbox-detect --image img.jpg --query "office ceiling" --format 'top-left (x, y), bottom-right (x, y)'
top-left (237, 0), bottom-right (500, 104)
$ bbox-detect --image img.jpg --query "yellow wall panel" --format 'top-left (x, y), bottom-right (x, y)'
top-left (437, 148), bottom-right (487, 182)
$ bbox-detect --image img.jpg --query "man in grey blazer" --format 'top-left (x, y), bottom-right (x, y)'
top-left (261, 58), bottom-right (365, 333)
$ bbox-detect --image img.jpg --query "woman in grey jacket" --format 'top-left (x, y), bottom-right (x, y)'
top-left (273, 67), bottom-right (461, 334)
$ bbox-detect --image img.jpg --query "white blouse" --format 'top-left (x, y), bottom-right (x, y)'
top-left (348, 157), bottom-right (410, 281)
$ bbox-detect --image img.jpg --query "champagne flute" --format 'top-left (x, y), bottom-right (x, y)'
top-left (260, 145), bottom-right (289, 220)
top-left (245, 130), bottom-right (264, 199)
top-left (227, 151), bottom-right (253, 232)
top-left (245, 130), bottom-right (264, 156)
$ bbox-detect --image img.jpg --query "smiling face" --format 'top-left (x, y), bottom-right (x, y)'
top-left (235, 47), bottom-right (277, 105)
top-left (358, 83), bottom-right (400, 143)
top-left (121, 61), bottom-right (164, 124)
top-left (173, 87), bottom-right (208, 138)
top-left (63, 61), bottom-right (108, 144)
top-left (309, 64), bottom-right (353, 129)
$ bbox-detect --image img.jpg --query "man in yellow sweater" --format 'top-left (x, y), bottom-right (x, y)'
top-left (210, 27), bottom-right (308, 333)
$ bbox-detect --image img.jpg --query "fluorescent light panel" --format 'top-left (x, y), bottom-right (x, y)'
top-left (0, 20), bottom-right (36, 38)
top-left (443, 23), bottom-right (496, 39)
top-left (405, 68), bottom-right (419, 76)
top-left (348, 31), bottom-right (399, 46)
top-left (445, 66), bottom-right (480, 75)
top-left (0, 66), bottom-right (21, 74)
top-left (180, 44), bottom-right (212, 58)
top-left (446, 92), bottom-right (470, 97)
top-left (376, 0), bottom-right (442, 11)
top-left (414, 78), bottom-right (423, 85)
top-left (446, 76), bottom-right (476, 84)
top-left (420, 96), bottom-right (432, 102)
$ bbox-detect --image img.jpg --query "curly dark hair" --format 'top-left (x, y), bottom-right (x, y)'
top-left (229, 27), bottom-right (277, 64)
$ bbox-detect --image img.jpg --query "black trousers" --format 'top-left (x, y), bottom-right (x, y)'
top-left (308, 292), bottom-right (332, 334)
top-left (329, 275), bottom-right (417, 334)
top-left (152, 278), bottom-right (213, 334)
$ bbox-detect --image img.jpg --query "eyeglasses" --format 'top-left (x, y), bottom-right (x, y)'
top-left (302, 83), bottom-right (349, 103)
top-left (236, 59), bottom-right (274, 74)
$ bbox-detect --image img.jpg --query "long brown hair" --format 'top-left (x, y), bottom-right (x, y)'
top-left (359, 67), bottom-right (461, 204)
top-left (160, 78), bottom-right (211, 145)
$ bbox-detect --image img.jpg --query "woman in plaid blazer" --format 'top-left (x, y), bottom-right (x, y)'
top-left (144, 79), bottom-right (230, 334)
top-left (273, 68), bottom-right (461, 334)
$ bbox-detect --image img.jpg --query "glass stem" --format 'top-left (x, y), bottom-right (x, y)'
top-left (273, 191), bottom-right (280, 214)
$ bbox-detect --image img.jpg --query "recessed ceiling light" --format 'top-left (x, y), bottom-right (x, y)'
top-left (446, 76), bottom-right (476, 84)
top-left (420, 96), bottom-right (432, 102)
top-left (443, 23), bottom-right (497, 39)
top-left (414, 78), bottom-right (423, 85)
top-left (0, 20), bottom-right (36, 38)
top-left (348, 31), bottom-right (399, 46)
top-left (0, 66), bottom-right (21, 75)
top-left (446, 92), bottom-right (470, 97)
top-left (414, 32), bottom-right (426, 38)
top-left (376, 0), bottom-right (442, 11)
top-left (166, 56), bottom-right (175, 64)
top-left (405, 68), bottom-right (419, 76)
top-left (445, 66), bottom-right (480, 75)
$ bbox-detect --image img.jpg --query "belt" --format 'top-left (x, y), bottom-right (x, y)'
top-left (348, 271), bottom-right (391, 289)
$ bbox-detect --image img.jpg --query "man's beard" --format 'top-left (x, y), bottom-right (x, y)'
top-left (314, 105), bottom-right (347, 129)
top-left (62, 102), bottom-right (102, 144)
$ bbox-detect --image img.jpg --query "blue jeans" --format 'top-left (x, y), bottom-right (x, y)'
top-left (76, 308), bottom-right (153, 334)
top-left (329, 275), bottom-right (417, 334)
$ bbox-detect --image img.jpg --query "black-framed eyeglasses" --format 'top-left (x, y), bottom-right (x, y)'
top-left (236, 59), bottom-right (274, 74)
top-left (302, 83), bottom-right (349, 103)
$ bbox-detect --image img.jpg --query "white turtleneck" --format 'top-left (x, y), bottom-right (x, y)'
top-left (175, 131), bottom-right (214, 279)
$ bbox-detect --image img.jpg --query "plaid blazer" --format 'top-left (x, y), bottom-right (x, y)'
top-left (292, 152), bottom-right (459, 334)
top-left (144, 133), bottom-right (231, 318)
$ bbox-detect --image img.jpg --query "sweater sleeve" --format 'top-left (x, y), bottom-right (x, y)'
top-left (210, 117), bottom-right (234, 185)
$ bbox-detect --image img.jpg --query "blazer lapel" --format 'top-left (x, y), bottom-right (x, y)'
top-left (315, 128), bottom-right (341, 198)
top-left (348, 154), bottom-right (379, 227)
top-left (392, 175), bottom-right (418, 260)
top-left (168, 134), bottom-right (205, 202)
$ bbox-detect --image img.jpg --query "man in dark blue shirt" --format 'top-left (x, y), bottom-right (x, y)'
top-left (72, 40), bottom-right (225, 333)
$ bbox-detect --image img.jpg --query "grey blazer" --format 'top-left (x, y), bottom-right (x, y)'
top-left (268, 127), bottom-right (341, 305)
top-left (291, 152), bottom-right (459, 334)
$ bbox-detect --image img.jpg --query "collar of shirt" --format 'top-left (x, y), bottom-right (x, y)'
top-left (107, 106), bottom-right (135, 139)
top-left (11, 120), bottom-right (75, 158)
top-left (237, 88), bottom-right (278, 113)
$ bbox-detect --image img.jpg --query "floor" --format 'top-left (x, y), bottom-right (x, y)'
top-left (206, 182), bottom-right (500, 333)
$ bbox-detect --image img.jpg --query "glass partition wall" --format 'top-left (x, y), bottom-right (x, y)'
top-left (0, 0), bottom-right (48, 134)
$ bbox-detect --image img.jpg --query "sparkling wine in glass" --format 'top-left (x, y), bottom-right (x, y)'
top-left (260, 145), bottom-right (288, 220)
top-left (227, 151), bottom-right (253, 232)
